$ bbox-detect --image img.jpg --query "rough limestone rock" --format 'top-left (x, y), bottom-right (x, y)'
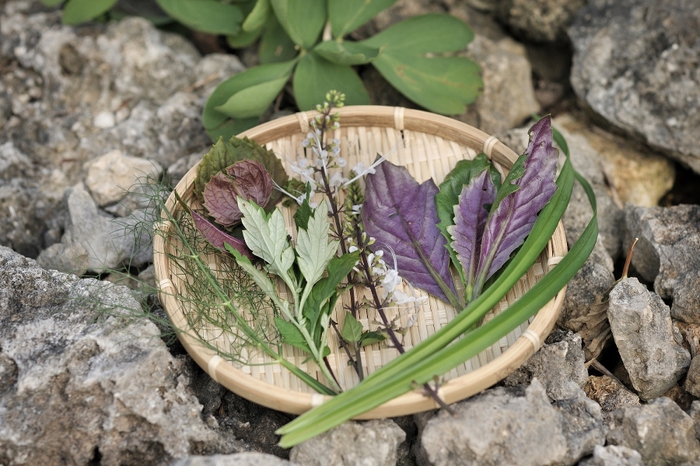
top-left (415, 380), bottom-right (601, 466)
top-left (624, 204), bottom-right (700, 324)
top-left (606, 397), bottom-right (700, 465)
top-left (84, 149), bottom-right (162, 212)
top-left (172, 453), bottom-right (297, 466)
top-left (608, 278), bottom-right (691, 400)
top-left (494, 0), bottom-right (587, 42)
top-left (579, 445), bottom-right (644, 466)
top-left (504, 330), bottom-right (588, 401)
top-left (553, 393), bottom-right (607, 465)
top-left (555, 115), bottom-right (674, 208)
top-left (36, 183), bottom-right (152, 275)
top-left (569, 0), bottom-right (700, 174)
top-left (0, 246), bottom-right (233, 465)
top-left (0, 2), bottom-right (244, 261)
top-left (289, 420), bottom-right (406, 466)
top-left (684, 355), bottom-right (700, 398)
top-left (585, 376), bottom-right (640, 414)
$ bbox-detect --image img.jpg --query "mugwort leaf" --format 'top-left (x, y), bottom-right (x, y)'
top-left (362, 160), bottom-right (457, 305)
top-left (203, 159), bottom-right (273, 228)
top-left (475, 116), bottom-right (558, 294)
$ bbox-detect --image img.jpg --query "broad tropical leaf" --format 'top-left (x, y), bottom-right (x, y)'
top-left (328, 0), bottom-right (399, 38)
top-left (62, 0), bottom-right (117, 24)
top-left (155, 0), bottom-right (243, 35)
top-left (270, 0), bottom-right (326, 50)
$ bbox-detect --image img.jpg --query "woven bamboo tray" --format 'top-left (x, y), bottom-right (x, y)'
top-left (154, 106), bottom-right (567, 418)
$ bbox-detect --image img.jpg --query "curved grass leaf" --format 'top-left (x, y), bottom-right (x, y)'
top-left (293, 52), bottom-right (370, 111)
top-left (277, 142), bottom-right (596, 447)
top-left (203, 60), bottom-right (296, 141)
top-left (259, 15), bottom-right (298, 64)
top-left (270, 0), bottom-right (326, 50)
top-left (362, 160), bottom-right (457, 305)
top-left (328, 0), bottom-right (399, 38)
top-left (474, 116), bottom-right (558, 294)
top-left (314, 41), bottom-right (381, 66)
top-left (62, 0), bottom-right (117, 24)
top-left (155, 0), bottom-right (243, 35)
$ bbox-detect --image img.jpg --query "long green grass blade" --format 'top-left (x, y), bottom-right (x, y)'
top-left (277, 153), bottom-right (587, 441)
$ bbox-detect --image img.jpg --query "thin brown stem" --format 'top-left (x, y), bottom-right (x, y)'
top-left (621, 237), bottom-right (638, 279)
top-left (330, 319), bottom-right (364, 381)
top-left (355, 229), bottom-right (453, 413)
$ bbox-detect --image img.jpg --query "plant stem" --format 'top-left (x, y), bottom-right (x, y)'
top-left (331, 319), bottom-right (364, 380)
top-left (355, 228), bottom-right (452, 412)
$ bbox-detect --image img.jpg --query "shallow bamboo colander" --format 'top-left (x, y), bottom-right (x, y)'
top-left (154, 106), bottom-right (567, 418)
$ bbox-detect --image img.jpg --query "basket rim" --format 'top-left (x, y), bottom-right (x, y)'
top-left (154, 106), bottom-right (567, 418)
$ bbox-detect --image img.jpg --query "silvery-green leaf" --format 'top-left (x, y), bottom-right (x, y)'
top-left (238, 200), bottom-right (294, 280)
top-left (296, 200), bottom-right (339, 287)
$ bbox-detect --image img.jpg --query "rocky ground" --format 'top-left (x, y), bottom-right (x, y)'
top-left (2, 0), bottom-right (700, 465)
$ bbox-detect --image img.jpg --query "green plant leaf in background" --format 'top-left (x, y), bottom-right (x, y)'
top-left (270, 0), bottom-right (326, 50)
top-left (242, 0), bottom-right (271, 32)
top-left (328, 0), bottom-right (399, 38)
top-left (62, 0), bottom-right (118, 24)
top-left (362, 13), bottom-right (482, 114)
top-left (203, 60), bottom-right (296, 140)
top-left (314, 41), bottom-right (381, 66)
top-left (155, 0), bottom-right (243, 35)
top-left (215, 76), bottom-right (289, 119)
top-left (293, 52), bottom-right (370, 111)
top-left (259, 14), bottom-right (298, 64)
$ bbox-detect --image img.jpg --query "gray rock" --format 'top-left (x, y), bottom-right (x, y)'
top-left (579, 445), bottom-right (644, 466)
top-left (416, 380), bottom-right (571, 466)
top-left (84, 149), bottom-right (162, 212)
top-left (569, 0), bottom-right (700, 174)
top-left (289, 419), bottom-right (406, 466)
top-left (608, 278), bottom-right (691, 400)
top-left (36, 183), bottom-right (152, 274)
top-left (624, 204), bottom-right (700, 323)
top-left (684, 355), bottom-right (700, 398)
top-left (504, 330), bottom-right (588, 401)
top-left (690, 400), bottom-right (700, 440)
top-left (585, 376), bottom-right (640, 414)
top-left (172, 452), bottom-right (297, 466)
top-left (461, 35), bottom-right (540, 135)
top-left (0, 246), bottom-right (232, 465)
top-left (553, 393), bottom-right (607, 465)
top-left (494, 0), bottom-right (587, 42)
top-left (0, 4), bottom-right (244, 260)
top-left (607, 397), bottom-right (700, 465)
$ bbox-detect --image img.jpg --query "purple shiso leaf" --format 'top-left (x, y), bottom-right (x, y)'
top-left (191, 208), bottom-right (253, 260)
top-left (203, 159), bottom-right (273, 228)
top-left (475, 116), bottom-right (558, 291)
top-left (362, 160), bottom-right (457, 304)
top-left (448, 169), bottom-right (496, 299)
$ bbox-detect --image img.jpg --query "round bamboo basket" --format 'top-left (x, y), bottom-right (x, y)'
top-left (154, 106), bottom-right (567, 418)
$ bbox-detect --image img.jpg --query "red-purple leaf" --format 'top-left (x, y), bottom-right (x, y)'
top-left (362, 160), bottom-right (457, 305)
top-left (448, 169), bottom-right (496, 299)
top-left (475, 116), bottom-right (558, 292)
top-left (203, 159), bottom-right (273, 227)
top-left (191, 209), bottom-right (253, 259)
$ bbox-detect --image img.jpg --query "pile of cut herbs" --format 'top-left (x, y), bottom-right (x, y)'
top-left (160, 91), bottom-right (597, 446)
